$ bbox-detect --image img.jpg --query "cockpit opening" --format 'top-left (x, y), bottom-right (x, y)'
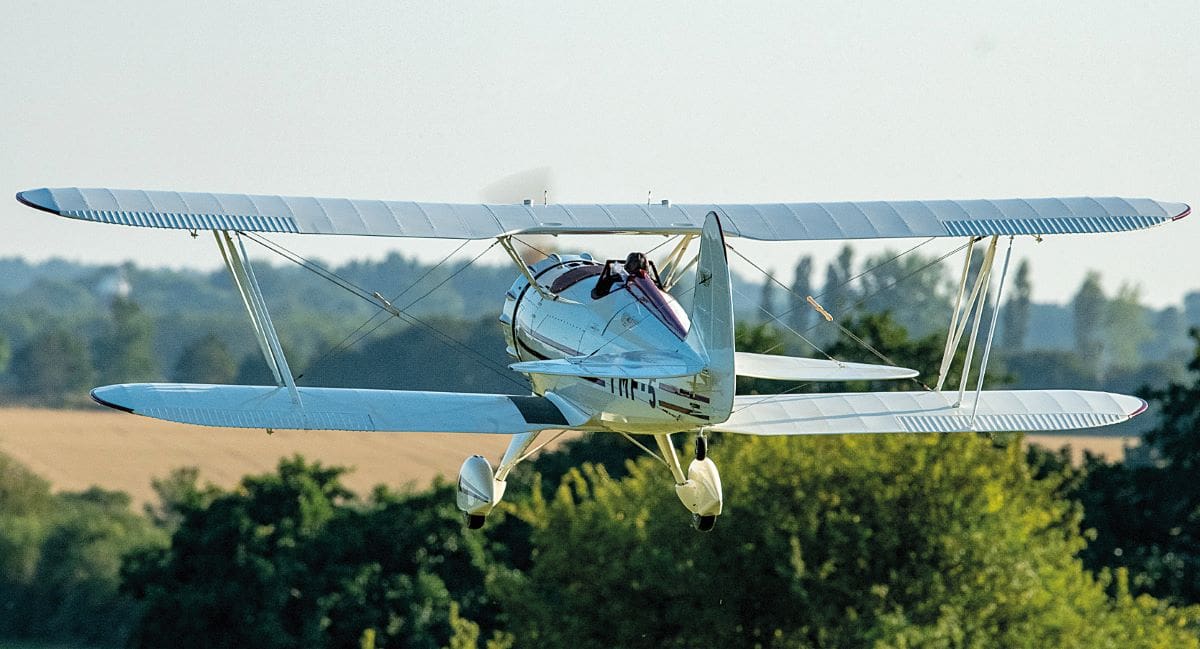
top-left (590, 251), bottom-right (688, 339)
top-left (591, 252), bottom-right (664, 299)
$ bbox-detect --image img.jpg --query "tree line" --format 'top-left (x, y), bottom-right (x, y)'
top-left (6, 317), bottom-right (1200, 646)
top-left (4, 245), bottom-right (1199, 410)
top-left (753, 246), bottom-right (1198, 402)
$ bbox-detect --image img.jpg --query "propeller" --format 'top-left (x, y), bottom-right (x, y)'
top-left (478, 167), bottom-right (558, 263)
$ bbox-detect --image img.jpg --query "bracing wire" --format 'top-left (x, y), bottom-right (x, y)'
top-left (239, 233), bottom-right (529, 391)
top-left (731, 284), bottom-right (837, 362)
top-left (301, 239), bottom-right (501, 381)
top-left (290, 239), bottom-right (475, 377)
top-left (813, 239), bottom-right (974, 334)
top-left (770, 238), bottom-right (937, 324)
top-left (726, 239), bottom-right (973, 391)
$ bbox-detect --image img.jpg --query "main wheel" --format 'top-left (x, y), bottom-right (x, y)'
top-left (693, 514), bottom-right (716, 532)
top-left (465, 514), bottom-right (487, 530)
top-left (695, 435), bottom-right (708, 461)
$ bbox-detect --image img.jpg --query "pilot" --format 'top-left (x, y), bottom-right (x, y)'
top-left (592, 252), bottom-right (651, 299)
top-left (624, 252), bottom-right (648, 277)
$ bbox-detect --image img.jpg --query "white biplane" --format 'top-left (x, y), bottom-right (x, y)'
top-left (16, 188), bottom-right (1190, 530)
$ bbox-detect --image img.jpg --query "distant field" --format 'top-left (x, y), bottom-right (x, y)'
top-left (0, 406), bottom-right (1137, 507)
top-left (0, 405), bottom-right (579, 506)
top-left (1025, 433), bottom-right (1139, 465)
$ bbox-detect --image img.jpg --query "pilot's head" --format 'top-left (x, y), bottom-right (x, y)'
top-left (624, 252), bottom-right (648, 276)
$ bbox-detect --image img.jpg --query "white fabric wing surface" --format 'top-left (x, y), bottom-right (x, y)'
top-left (91, 383), bottom-right (574, 433)
top-left (17, 187), bottom-right (1189, 241)
top-left (712, 390), bottom-right (1146, 435)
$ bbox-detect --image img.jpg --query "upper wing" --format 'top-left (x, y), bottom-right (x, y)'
top-left (711, 389), bottom-right (1145, 435)
top-left (17, 187), bottom-right (1189, 241)
top-left (734, 352), bottom-right (917, 382)
top-left (91, 383), bottom-right (583, 433)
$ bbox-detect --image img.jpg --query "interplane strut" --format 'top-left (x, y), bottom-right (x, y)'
top-left (214, 231), bottom-right (300, 406)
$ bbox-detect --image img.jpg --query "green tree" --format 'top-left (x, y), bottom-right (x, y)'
top-left (1105, 283), bottom-right (1153, 370)
top-left (0, 451), bottom-right (56, 590)
top-left (1002, 258), bottom-right (1032, 350)
top-left (821, 245), bottom-right (856, 313)
top-left (142, 466), bottom-right (221, 532)
top-left (237, 342), bottom-right (303, 385)
top-left (0, 331), bottom-right (10, 375)
top-left (757, 270), bottom-right (778, 322)
top-left (1074, 331), bottom-right (1200, 604)
top-left (1186, 292), bottom-right (1200, 329)
top-left (824, 311), bottom-right (1005, 392)
top-left (0, 452), bottom-right (166, 648)
top-left (1072, 271), bottom-right (1106, 377)
top-left (498, 435), bottom-right (1200, 648)
top-left (1000, 349), bottom-right (1099, 390)
top-left (10, 328), bottom-right (95, 404)
top-left (786, 257), bottom-right (814, 336)
top-left (856, 249), bottom-right (953, 337)
top-left (122, 458), bottom-right (497, 649)
top-left (1150, 306), bottom-right (1192, 362)
top-left (93, 296), bottom-right (158, 384)
top-left (173, 333), bottom-right (237, 383)
top-left (19, 488), bottom-right (166, 646)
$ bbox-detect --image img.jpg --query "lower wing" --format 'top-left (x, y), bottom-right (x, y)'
top-left (91, 383), bottom-right (580, 433)
top-left (734, 352), bottom-right (917, 382)
top-left (710, 389), bottom-right (1145, 435)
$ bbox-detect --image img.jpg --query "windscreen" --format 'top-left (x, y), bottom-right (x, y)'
top-left (626, 273), bottom-right (689, 340)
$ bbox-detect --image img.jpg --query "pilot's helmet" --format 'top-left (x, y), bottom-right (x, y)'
top-left (624, 252), bottom-right (648, 275)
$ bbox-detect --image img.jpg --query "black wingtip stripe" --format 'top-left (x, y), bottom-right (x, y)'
top-left (90, 389), bottom-right (134, 414)
top-left (507, 396), bottom-right (569, 426)
top-left (15, 191), bottom-right (59, 215)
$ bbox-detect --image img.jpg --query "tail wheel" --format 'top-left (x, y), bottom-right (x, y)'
top-left (693, 514), bottom-right (716, 532)
top-left (694, 435), bottom-right (708, 461)
top-left (465, 514), bottom-right (487, 530)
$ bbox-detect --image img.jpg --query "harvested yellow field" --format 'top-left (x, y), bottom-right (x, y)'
top-left (0, 406), bottom-right (1139, 507)
top-left (1025, 433), bottom-right (1139, 465)
top-left (0, 406), bottom-right (578, 506)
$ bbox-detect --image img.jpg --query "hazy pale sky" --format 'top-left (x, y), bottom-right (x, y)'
top-left (3, 1), bottom-right (1197, 307)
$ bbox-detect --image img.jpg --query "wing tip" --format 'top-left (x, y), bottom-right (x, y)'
top-left (1172, 203), bottom-right (1191, 221)
top-left (15, 188), bottom-right (61, 215)
top-left (90, 386), bottom-right (134, 414)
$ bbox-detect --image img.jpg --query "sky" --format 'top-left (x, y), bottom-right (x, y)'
top-left (2, 1), bottom-right (1197, 308)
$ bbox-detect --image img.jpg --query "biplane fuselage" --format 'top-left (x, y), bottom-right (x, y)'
top-left (501, 254), bottom-right (716, 434)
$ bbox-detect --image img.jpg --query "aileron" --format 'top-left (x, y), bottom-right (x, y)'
top-left (712, 390), bottom-right (1146, 436)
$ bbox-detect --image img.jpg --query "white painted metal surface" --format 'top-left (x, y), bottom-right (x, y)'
top-left (18, 187), bottom-right (1189, 241)
top-left (509, 349), bottom-right (706, 379)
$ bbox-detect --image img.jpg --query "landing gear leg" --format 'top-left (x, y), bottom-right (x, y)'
top-left (655, 433), bottom-right (723, 532)
top-left (457, 431), bottom-right (545, 529)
